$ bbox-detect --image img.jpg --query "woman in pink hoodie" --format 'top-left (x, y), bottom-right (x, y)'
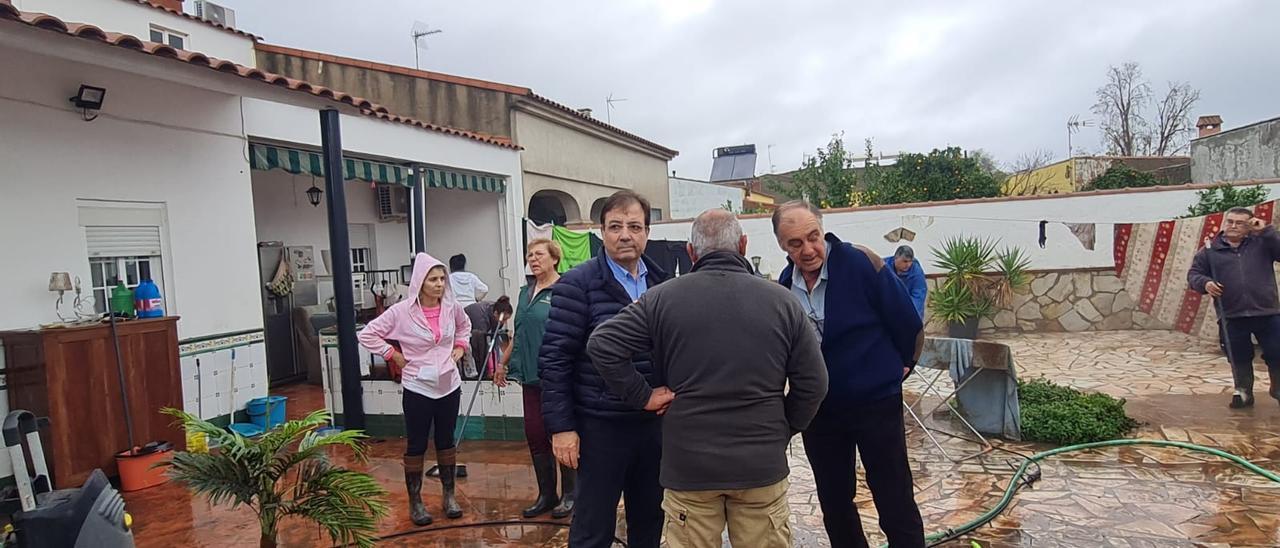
top-left (358, 252), bottom-right (471, 525)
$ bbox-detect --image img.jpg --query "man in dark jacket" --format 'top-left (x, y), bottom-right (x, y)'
top-left (1188, 206), bottom-right (1280, 408)
top-left (586, 209), bottom-right (828, 548)
top-left (538, 190), bottom-right (671, 548)
top-left (773, 200), bottom-right (926, 548)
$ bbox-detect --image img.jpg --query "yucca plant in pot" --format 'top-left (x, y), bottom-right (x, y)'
top-left (161, 408), bottom-right (389, 548)
top-left (929, 236), bottom-right (1031, 338)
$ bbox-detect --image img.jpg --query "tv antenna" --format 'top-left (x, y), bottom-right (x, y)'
top-left (1066, 115), bottom-right (1094, 157)
top-left (411, 21), bottom-right (443, 70)
top-left (767, 144), bottom-right (776, 173)
top-left (605, 93), bottom-right (627, 125)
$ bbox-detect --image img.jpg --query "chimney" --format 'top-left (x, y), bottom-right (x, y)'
top-left (577, 108), bottom-right (593, 118)
top-left (1196, 115), bottom-right (1223, 138)
top-left (152, 0), bottom-right (184, 12)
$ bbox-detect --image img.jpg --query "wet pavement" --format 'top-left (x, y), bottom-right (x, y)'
top-left (125, 331), bottom-right (1280, 547)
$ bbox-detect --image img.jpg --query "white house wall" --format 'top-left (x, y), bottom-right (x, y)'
top-left (0, 46), bottom-right (261, 338)
top-left (648, 183), bottom-right (1280, 278)
top-left (423, 189), bottom-right (510, 299)
top-left (668, 177), bottom-right (744, 220)
top-left (11, 0), bottom-right (257, 66)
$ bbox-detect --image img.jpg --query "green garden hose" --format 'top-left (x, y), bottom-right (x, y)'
top-left (907, 438), bottom-right (1280, 547)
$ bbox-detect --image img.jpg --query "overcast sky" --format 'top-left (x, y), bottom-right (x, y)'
top-left (217, 0), bottom-right (1277, 178)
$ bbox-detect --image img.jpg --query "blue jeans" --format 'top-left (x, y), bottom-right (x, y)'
top-left (1222, 314), bottom-right (1280, 397)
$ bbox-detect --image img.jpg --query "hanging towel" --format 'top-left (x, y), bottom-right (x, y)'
top-left (1038, 220), bottom-right (1048, 248)
top-left (1064, 222), bottom-right (1096, 250)
top-left (526, 219), bottom-right (553, 245)
top-left (552, 225), bottom-right (592, 273)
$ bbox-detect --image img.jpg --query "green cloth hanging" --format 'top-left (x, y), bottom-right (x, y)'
top-left (552, 226), bottom-right (592, 273)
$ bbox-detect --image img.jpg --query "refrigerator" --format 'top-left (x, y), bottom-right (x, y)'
top-left (258, 242), bottom-right (318, 384)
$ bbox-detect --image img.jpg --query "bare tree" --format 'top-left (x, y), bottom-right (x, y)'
top-left (1091, 62), bottom-right (1200, 157)
top-left (1152, 81), bottom-right (1200, 155)
top-left (1004, 149), bottom-right (1058, 195)
top-left (1092, 62), bottom-right (1151, 156)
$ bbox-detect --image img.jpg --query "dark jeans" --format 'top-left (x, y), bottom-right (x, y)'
top-left (522, 384), bottom-right (552, 455)
top-left (1222, 314), bottom-right (1280, 396)
top-left (569, 415), bottom-right (663, 548)
top-left (403, 388), bottom-right (461, 456)
top-left (802, 394), bottom-right (924, 548)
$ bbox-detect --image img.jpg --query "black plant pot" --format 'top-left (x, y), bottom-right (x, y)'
top-left (948, 317), bottom-right (980, 339)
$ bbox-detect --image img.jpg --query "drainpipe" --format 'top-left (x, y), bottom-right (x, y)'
top-left (319, 109), bottom-right (365, 430)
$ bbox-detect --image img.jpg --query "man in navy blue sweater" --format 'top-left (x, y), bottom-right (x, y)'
top-left (773, 200), bottom-right (926, 548)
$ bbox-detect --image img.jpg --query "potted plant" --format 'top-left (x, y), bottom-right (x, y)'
top-left (929, 236), bottom-right (1031, 338)
top-left (162, 408), bottom-right (389, 548)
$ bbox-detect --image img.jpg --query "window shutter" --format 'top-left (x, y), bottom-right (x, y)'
top-left (85, 226), bottom-right (162, 258)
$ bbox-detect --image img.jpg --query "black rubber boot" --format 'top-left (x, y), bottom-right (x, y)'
top-left (550, 464), bottom-right (576, 519)
top-left (438, 448), bottom-right (464, 519)
top-left (522, 453), bottom-right (560, 518)
top-left (403, 455), bottom-right (433, 526)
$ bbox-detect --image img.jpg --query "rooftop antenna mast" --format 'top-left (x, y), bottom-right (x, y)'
top-left (1066, 115), bottom-right (1094, 157)
top-left (411, 21), bottom-right (443, 70)
top-left (605, 93), bottom-right (627, 125)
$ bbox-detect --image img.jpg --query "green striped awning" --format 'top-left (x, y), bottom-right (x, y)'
top-left (248, 143), bottom-right (505, 194)
top-left (420, 167), bottom-right (506, 194)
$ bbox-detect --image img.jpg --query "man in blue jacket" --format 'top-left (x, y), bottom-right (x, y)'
top-left (538, 190), bottom-right (671, 547)
top-left (773, 200), bottom-right (926, 548)
top-left (885, 245), bottom-right (927, 319)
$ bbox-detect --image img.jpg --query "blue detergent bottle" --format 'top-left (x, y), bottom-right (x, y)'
top-left (133, 279), bottom-right (164, 318)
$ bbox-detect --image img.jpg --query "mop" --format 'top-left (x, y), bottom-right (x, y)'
top-left (427, 316), bottom-right (509, 479)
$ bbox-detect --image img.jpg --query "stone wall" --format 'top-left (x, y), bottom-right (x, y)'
top-left (925, 269), bottom-right (1173, 335)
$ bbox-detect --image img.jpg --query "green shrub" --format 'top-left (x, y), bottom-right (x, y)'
top-left (1018, 379), bottom-right (1137, 445)
top-left (1086, 164), bottom-right (1162, 191)
top-left (1183, 184), bottom-right (1269, 218)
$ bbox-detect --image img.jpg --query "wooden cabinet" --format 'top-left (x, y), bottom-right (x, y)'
top-left (0, 317), bottom-right (185, 488)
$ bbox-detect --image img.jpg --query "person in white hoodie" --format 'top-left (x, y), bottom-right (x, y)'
top-left (359, 252), bottom-right (471, 525)
top-left (449, 253), bottom-right (489, 306)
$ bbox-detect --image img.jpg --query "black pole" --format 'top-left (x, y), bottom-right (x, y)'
top-left (319, 109), bottom-right (365, 430)
top-left (410, 165), bottom-right (426, 254)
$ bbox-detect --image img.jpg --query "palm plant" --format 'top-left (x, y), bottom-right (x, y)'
top-left (930, 236), bottom-right (1031, 337)
top-left (162, 408), bottom-right (389, 548)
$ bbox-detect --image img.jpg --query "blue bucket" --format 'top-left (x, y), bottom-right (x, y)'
top-left (228, 422), bottom-right (263, 437)
top-left (246, 395), bottom-right (288, 429)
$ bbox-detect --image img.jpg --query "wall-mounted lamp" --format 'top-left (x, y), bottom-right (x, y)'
top-left (305, 182), bottom-right (324, 207)
top-left (69, 84), bottom-right (107, 121)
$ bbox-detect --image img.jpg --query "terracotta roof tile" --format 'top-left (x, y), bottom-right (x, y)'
top-left (124, 0), bottom-right (262, 41)
top-left (0, 2), bottom-right (518, 150)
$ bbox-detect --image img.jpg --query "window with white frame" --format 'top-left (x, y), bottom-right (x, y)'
top-left (149, 25), bottom-right (188, 49)
top-left (89, 256), bottom-right (164, 314)
top-left (79, 202), bottom-right (169, 317)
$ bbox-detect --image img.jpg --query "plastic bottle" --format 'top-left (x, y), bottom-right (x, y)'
top-left (110, 281), bottom-right (134, 317)
top-left (133, 279), bottom-right (164, 318)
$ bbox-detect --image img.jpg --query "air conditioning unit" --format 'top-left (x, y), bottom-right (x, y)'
top-left (195, 0), bottom-right (236, 28)
top-left (376, 185), bottom-right (410, 222)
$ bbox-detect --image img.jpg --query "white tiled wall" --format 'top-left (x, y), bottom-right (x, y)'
top-left (320, 344), bottom-right (523, 419)
top-left (181, 341), bottom-right (268, 421)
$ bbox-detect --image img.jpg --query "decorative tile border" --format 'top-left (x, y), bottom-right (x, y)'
top-left (179, 329), bottom-right (264, 357)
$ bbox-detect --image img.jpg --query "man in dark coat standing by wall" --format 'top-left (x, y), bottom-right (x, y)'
top-left (1188, 206), bottom-right (1280, 409)
top-left (538, 190), bottom-right (671, 547)
top-left (773, 200), bottom-right (926, 548)
top-left (586, 209), bottom-right (828, 548)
